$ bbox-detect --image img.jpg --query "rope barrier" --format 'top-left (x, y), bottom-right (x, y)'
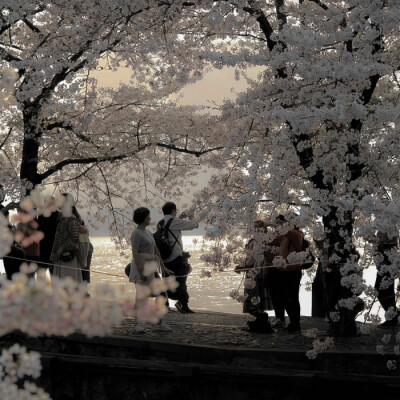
top-left (2, 255), bottom-right (128, 279)
top-left (2, 255), bottom-right (397, 329)
top-left (2, 253), bottom-right (384, 280)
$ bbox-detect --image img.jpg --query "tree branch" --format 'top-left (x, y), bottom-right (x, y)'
top-left (22, 18), bottom-right (40, 33)
top-left (39, 145), bottom-right (152, 181)
top-left (0, 127), bottom-right (12, 150)
top-left (156, 142), bottom-right (224, 157)
top-left (243, 1), bottom-right (276, 51)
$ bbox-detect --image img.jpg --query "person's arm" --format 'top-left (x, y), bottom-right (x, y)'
top-left (269, 234), bottom-right (285, 247)
top-left (287, 230), bottom-right (303, 252)
top-left (244, 239), bottom-right (256, 266)
top-left (170, 218), bottom-right (198, 231)
top-left (70, 218), bottom-right (86, 267)
top-left (154, 245), bottom-right (174, 275)
top-left (130, 232), bottom-right (146, 280)
top-left (132, 248), bottom-right (146, 280)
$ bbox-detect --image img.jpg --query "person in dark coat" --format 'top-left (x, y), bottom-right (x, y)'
top-left (0, 185), bottom-right (25, 280)
top-left (37, 209), bottom-right (62, 274)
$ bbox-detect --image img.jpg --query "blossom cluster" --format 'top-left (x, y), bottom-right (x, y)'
top-left (229, 289), bottom-right (245, 304)
top-left (306, 337), bottom-right (335, 360)
top-left (0, 213), bottom-right (14, 258)
top-left (0, 267), bottom-right (133, 337)
top-left (0, 344), bottom-right (51, 400)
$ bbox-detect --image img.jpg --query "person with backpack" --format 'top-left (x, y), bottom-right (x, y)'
top-left (157, 202), bottom-right (199, 313)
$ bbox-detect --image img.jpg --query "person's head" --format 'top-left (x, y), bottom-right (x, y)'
top-left (275, 213), bottom-right (299, 230)
top-left (133, 207), bottom-right (151, 225)
top-left (62, 193), bottom-right (75, 207)
top-left (275, 214), bottom-right (286, 225)
top-left (253, 219), bottom-right (266, 231)
top-left (162, 202), bottom-right (177, 216)
top-left (61, 193), bottom-right (81, 219)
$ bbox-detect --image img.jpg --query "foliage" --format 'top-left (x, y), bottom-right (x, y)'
top-left (0, 344), bottom-right (50, 400)
top-left (1, 0), bottom-right (400, 341)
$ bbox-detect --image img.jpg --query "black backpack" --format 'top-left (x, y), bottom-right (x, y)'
top-left (153, 218), bottom-right (179, 260)
top-left (301, 238), bottom-right (316, 270)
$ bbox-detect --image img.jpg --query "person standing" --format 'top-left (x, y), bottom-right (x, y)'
top-left (267, 215), bottom-right (304, 333)
top-left (37, 206), bottom-right (61, 274)
top-left (374, 231), bottom-right (399, 328)
top-left (235, 219), bottom-right (274, 333)
top-left (129, 207), bottom-right (173, 333)
top-left (50, 194), bottom-right (87, 283)
top-left (0, 185), bottom-right (25, 280)
top-left (160, 202), bottom-right (199, 313)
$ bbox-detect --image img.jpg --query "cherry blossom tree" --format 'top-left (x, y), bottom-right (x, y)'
top-left (2, 0), bottom-right (400, 340)
top-left (173, 0), bottom-right (400, 337)
top-left (0, 0), bottom-right (222, 212)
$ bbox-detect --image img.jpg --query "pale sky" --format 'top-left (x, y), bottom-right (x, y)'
top-left (91, 64), bottom-right (262, 109)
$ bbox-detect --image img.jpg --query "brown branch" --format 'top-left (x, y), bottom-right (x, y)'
top-left (156, 142), bottom-right (224, 157)
top-left (243, 1), bottom-right (276, 51)
top-left (22, 18), bottom-right (40, 33)
top-left (309, 0), bottom-right (329, 11)
top-left (0, 127), bottom-right (12, 150)
top-left (39, 144), bottom-right (152, 181)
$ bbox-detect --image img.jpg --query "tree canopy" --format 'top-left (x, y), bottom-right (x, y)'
top-left (1, 1), bottom-right (400, 336)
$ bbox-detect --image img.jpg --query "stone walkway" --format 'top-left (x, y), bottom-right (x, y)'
top-left (112, 309), bottom-right (400, 354)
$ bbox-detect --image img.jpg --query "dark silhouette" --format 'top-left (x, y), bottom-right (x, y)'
top-left (159, 202), bottom-right (198, 313)
top-left (37, 210), bottom-right (62, 274)
top-left (0, 185), bottom-right (25, 280)
top-left (266, 215), bottom-right (304, 333)
top-left (374, 231), bottom-right (399, 328)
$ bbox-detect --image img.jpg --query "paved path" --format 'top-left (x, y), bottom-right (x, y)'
top-left (112, 309), bottom-right (400, 355)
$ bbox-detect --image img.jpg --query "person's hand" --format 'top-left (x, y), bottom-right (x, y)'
top-left (163, 267), bottom-right (174, 275)
top-left (179, 210), bottom-right (194, 220)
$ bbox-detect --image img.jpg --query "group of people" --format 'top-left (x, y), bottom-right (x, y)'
top-left (1, 187), bottom-right (93, 286)
top-left (2, 185), bottom-right (399, 333)
top-left (238, 215), bottom-right (400, 334)
top-left (128, 202), bottom-right (199, 332)
top-left (236, 215), bottom-right (306, 334)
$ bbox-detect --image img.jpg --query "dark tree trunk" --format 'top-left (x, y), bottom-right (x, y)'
top-left (323, 208), bottom-right (361, 337)
top-left (293, 135), bottom-right (362, 337)
top-left (20, 106), bottom-right (42, 193)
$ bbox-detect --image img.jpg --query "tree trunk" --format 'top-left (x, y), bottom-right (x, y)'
top-left (293, 136), bottom-right (362, 336)
top-left (20, 106), bottom-right (42, 193)
top-left (323, 208), bottom-right (361, 337)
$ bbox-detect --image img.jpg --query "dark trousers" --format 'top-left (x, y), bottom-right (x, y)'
top-left (82, 242), bottom-right (93, 283)
top-left (312, 262), bottom-right (328, 318)
top-left (268, 269), bottom-right (302, 325)
top-left (375, 268), bottom-right (396, 313)
top-left (4, 245), bottom-right (26, 280)
top-left (164, 256), bottom-right (190, 306)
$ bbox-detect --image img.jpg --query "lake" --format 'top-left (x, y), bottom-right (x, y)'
top-left (0, 236), bottom-right (387, 320)
top-left (88, 236), bottom-right (313, 315)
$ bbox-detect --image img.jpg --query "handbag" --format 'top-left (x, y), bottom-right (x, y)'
top-left (179, 252), bottom-right (192, 275)
top-left (60, 250), bottom-right (75, 262)
top-left (125, 263), bottom-right (131, 277)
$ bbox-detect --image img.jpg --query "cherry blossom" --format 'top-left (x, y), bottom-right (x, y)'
top-left (0, 344), bottom-right (51, 400)
top-left (306, 337), bottom-right (334, 360)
